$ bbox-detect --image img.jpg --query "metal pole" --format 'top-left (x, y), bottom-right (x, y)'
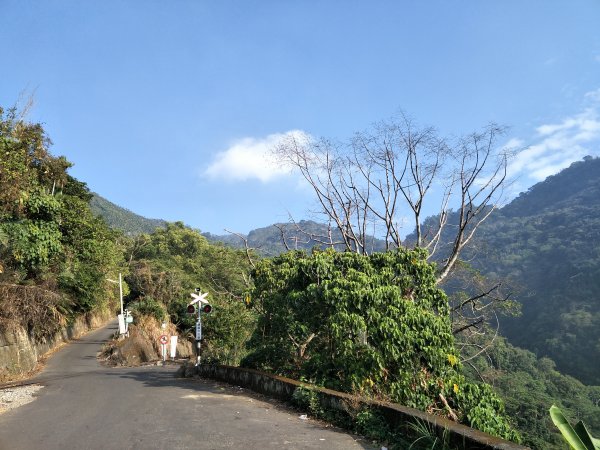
top-left (196, 307), bottom-right (201, 366)
top-left (119, 272), bottom-right (123, 316)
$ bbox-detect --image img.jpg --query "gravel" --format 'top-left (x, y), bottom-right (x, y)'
top-left (0, 385), bottom-right (44, 414)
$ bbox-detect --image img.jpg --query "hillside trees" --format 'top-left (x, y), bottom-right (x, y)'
top-left (89, 194), bottom-right (166, 236)
top-left (57, 191), bottom-right (125, 313)
top-left (0, 105), bottom-right (125, 337)
top-left (464, 157), bottom-right (600, 385)
top-left (124, 222), bottom-right (256, 364)
top-left (462, 334), bottom-right (600, 450)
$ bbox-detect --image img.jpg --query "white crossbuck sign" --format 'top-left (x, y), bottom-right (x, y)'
top-left (189, 291), bottom-right (209, 305)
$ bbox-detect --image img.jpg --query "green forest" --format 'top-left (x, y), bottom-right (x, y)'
top-left (471, 156), bottom-right (600, 386)
top-left (2, 106), bottom-right (599, 449)
top-left (0, 106), bottom-right (125, 338)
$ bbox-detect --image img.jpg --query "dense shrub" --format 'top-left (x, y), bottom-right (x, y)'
top-left (243, 248), bottom-right (520, 442)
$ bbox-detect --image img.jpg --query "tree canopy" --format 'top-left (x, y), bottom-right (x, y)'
top-left (124, 222), bottom-right (256, 365)
top-left (274, 113), bottom-right (511, 283)
top-left (0, 106), bottom-right (125, 339)
top-left (465, 157), bottom-right (600, 385)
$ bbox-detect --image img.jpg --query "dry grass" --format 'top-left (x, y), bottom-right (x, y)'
top-left (0, 282), bottom-right (69, 338)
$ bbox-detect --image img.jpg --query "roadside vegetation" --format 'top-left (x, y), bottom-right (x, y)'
top-left (0, 105), bottom-right (125, 344)
top-left (123, 222), bottom-right (256, 365)
top-left (242, 249), bottom-right (520, 442)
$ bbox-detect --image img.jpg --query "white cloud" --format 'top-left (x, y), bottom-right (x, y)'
top-left (585, 88), bottom-right (600, 102)
top-left (508, 90), bottom-right (600, 181)
top-left (204, 130), bottom-right (310, 183)
top-left (502, 137), bottom-right (524, 150)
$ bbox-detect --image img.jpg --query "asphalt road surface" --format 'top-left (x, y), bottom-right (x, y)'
top-left (0, 321), bottom-right (373, 450)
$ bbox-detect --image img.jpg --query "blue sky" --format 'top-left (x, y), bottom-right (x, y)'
top-left (1, 1), bottom-right (599, 234)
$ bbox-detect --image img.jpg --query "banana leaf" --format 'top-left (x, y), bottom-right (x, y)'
top-left (550, 405), bottom-right (600, 450)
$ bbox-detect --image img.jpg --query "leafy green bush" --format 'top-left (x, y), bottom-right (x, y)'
top-left (355, 408), bottom-right (391, 442)
top-left (132, 297), bottom-right (166, 322)
top-left (1, 106), bottom-right (125, 326)
top-left (291, 386), bottom-right (322, 416)
top-left (243, 248), bottom-right (519, 442)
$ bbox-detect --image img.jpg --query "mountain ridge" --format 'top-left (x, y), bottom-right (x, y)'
top-left (468, 156), bottom-right (600, 384)
top-left (89, 194), bottom-right (167, 236)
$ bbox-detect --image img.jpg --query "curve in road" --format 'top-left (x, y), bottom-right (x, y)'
top-left (0, 320), bottom-right (373, 450)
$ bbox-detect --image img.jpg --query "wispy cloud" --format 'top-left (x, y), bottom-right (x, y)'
top-left (204, 130), bottom-right (310, 183)
top-left (508, 89), bottom-right (600, 182)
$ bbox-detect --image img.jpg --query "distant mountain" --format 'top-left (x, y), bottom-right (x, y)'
top-left (465, 156), bottom-right (600, 385)
top-left (90, 194), bottom-right (167, 236)
top-left (89, 194), bottom-right (382, 255)
top-left (204, 220), bottom-right (387, 256)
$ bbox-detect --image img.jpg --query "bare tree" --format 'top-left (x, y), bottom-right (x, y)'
top-left (274, 135), bottom-right (369, 253)
top-left (434, 124), bottom-right (509, 283)
top-left (274, 113), bottom-right (511, 283)
top-left (224, 229), bottom-right (257, 269)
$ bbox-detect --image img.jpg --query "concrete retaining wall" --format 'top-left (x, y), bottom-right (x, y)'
top-left (194, 364), bottom-right (530, 450)
top-left (0, 310), bottom-right (112, 380)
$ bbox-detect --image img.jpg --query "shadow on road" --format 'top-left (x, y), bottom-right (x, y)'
top-left (102, 366), bottom-right (376, 449)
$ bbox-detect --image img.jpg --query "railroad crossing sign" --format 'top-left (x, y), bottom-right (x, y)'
top-left (159, 335), bottom-right (168, 345)
top-left (189, 291), bottom-right (209, 305)
top-left (189, 289), bottom-right (211, 366)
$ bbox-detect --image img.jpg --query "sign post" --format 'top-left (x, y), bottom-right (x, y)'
top-left (189, 289), bottom-right (211, 366)
top-left (107, 273), bottom-right (125, 335)
top-left (195, 318), bottom-right (202, 365)
top-left (195, 320), bottom-right (202, 341)
top-left (159, 334), bottom-right (168, 362)
top-left (124, 309), bottom-right (133, 335)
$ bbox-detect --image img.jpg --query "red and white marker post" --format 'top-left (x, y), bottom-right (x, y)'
top-left (159, 334), bottom-right (168, 361)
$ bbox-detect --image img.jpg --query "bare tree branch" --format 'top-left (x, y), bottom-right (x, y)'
top-left (224, 229), bottom-right (257, 269)
top-left (273, 115), bottom-right (515, 349)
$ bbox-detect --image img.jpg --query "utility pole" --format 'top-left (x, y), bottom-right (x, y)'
top-left (118, 272), bottom-right (123, 316)
top-left (107, 273), bottom-right (125, 335)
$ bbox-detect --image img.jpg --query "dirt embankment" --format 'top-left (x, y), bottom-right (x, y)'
top-left (100, 315), bottom-right (194, 366)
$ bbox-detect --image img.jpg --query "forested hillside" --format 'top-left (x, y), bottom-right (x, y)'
top-left (469, 156), bottom-right (600, 385)
top-left (90, 194), bottom-right (166, 236)
top-left (463, 334), bottom-right (599, 449)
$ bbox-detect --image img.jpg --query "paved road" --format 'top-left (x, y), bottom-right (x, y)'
top-left (0, 321), bottom-right (372, 450)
